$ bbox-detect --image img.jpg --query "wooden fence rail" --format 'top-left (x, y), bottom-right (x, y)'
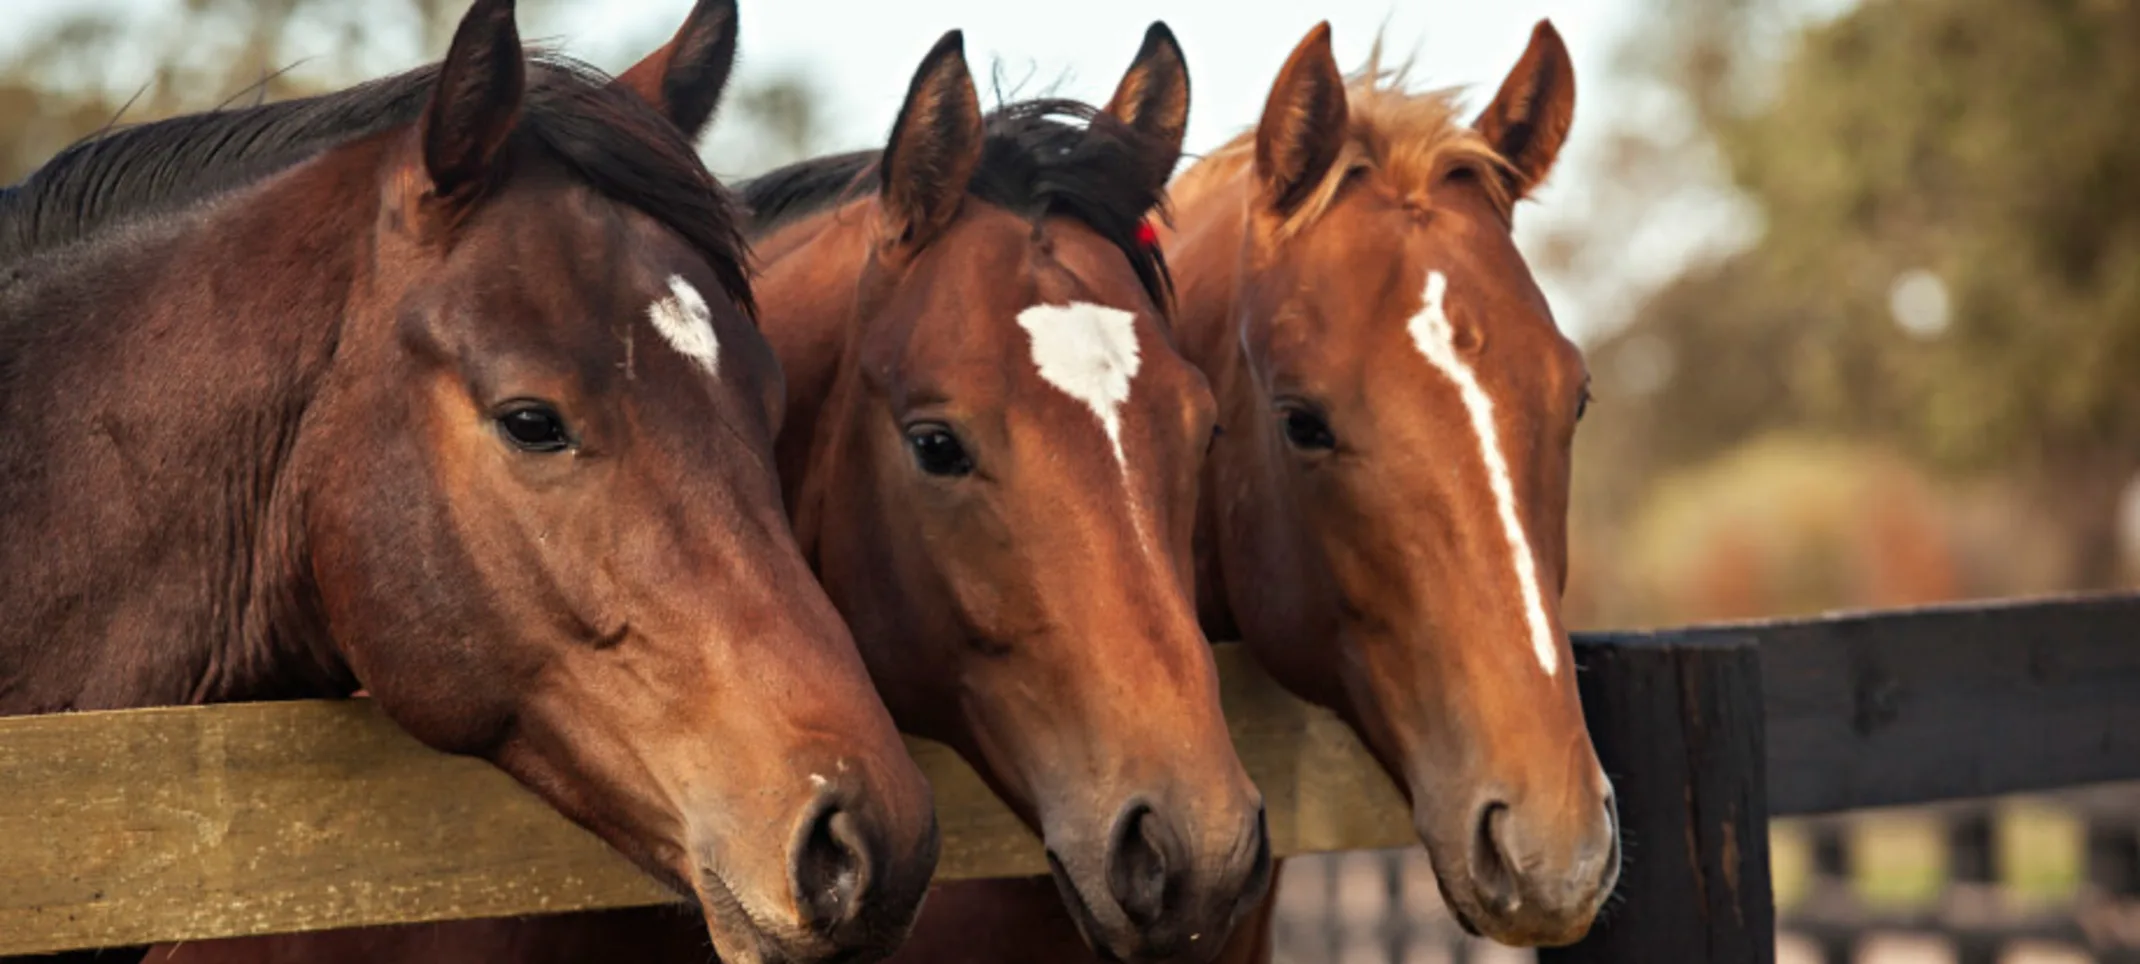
top-left (4, 594), bottom-right (2136, 960)
top-left (0, 646), bottom-right (1415, 956)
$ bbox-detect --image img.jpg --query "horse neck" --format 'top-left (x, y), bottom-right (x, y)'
top-left (1165, 173), bottom-right (1261, 636)
top-left (1166, 168), bottom-right (1271, 429)
top-left (751, 209), bottom-right (879, 561)
top-left (1165, 170), bottom-right (1344, 701)
top-left (0, 148), bottom-right (379, 715)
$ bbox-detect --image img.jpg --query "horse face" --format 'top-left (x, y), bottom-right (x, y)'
top-left (1180, 21), bottom-right (1618, 946)
top-left (308, 5), bottom-right (937, 960)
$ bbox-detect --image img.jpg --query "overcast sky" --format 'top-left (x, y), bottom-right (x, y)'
top-left (574, 0), bottom-right (1629, 158)
top-left (12, 0), bottom-right (1630, 157)
top-left (5, 0), bottom-right (1764, 340)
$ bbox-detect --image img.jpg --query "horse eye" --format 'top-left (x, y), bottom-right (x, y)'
top-left (497, 405), bottom-right (573, 453)
top-left (907, 425), bottom-right (974, 477)
top-left (1576, 386), bottom-right (1593, 423)
top-left (1279, 404), bottom-right (1336, 452)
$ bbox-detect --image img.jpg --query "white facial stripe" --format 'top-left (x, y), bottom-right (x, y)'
top-left (1014, 301), bottom-right (1144, 468)
top-left (648, 275), bottom-right (718, 379)
top-left (1407, 271), bottom-right (1559, 676)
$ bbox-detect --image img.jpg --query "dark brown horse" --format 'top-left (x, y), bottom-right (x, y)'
top-left (858, 19), bottom-right (1623, 964)
top-left (0, 1), bottom-right (938, 961)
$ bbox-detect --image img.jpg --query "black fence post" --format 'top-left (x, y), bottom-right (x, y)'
top-left (1945, 810), bottom-right (2001, 964)
top-left (1541, 634), bottom-right (1775, 964)
top-left (1380, 851), bottom-right (1412, 964)
top-left (1322, 854), bottom-right (1344, 963)
top-left (2090, 815), bottom-right (2140, 964)
top-left (1804, 819), bottom-right (1856, 964)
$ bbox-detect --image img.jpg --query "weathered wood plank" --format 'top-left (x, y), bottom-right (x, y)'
top-left (1745, 593), bottom-right (2140, 815)
top-left (1541, 634), bottom-right (1775, 964)
top-left (0, 646), bottom-right (1409, 956)
top-left (0, 698), bottom-right (664, 956)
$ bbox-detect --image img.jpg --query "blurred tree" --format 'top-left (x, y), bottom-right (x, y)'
top-left (1581, 0), bottom-right (2140, 589)
top-left (700, 68), bottom-right (833, 178)
top-left (2, 0), bottom-right (835, 187)
top-left (0, 0), bottom-right (534, 182)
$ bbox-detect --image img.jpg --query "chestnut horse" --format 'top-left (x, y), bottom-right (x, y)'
top-left (865, 19), bottom-right (1624, 964)
top-left (137, 12), bottom-right (1268, 964)
top-left (1166, 19), bottom-right (1620, 953)
top-left (0, 1), bottom-right (938, 962)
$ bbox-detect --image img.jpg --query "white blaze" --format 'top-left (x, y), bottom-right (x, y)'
top-left (1406, 271), bottom-right (1559, 676)
top-left (648, 275), bottom-right (718, 379)
top-left (1014, 301), bottom-right (1143, 467)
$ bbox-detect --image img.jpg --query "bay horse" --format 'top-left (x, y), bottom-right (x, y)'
top-left (0, 0), bottom-right (939, 961)
top-left (737, 26), bottom-right (1272, 961)
top-left (637, 18), bottom-right (1271, 963)
top-left (850, 19), bottom-right (1624, 964)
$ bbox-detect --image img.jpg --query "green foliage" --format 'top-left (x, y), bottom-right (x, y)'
top-left (1716, 0), bottom-right (2140, 472)
top-left (701, 69), bottom-right (834, 177)
top-left (1574, 0), bottom-right (2140, 591)
top-left (1621, 433), bottom-right (1958, 621)
top-left (1, 0), bottom-right (835, 185)
top-left (1, 0), bottom-right (526, 183)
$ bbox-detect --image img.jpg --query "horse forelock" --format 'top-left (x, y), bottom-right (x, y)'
top-left (1169, 73), bottom-right (1516, 243)
top-left (737, 99), bottom-right (1172, 317)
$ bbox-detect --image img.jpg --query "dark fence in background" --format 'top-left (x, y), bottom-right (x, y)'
top-left (1783, 786), bottom-right (2140, 964)
top-left (1260, 583), bottom-right (2140, 964)
top-left (1268, 784), bottom-right (2140, 964)
top-left (1270, 847), bottom-right (1516, 964)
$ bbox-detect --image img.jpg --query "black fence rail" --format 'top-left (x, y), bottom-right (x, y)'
top-left (1259, 593), bottom-right (2140, 964)
top-left (1780, 786), bottom-right (2140, 964)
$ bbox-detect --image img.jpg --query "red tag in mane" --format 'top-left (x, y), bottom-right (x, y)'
top-left (1135, 219), bottom-right (1159, 250)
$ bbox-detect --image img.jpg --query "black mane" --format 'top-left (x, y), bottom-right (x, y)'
top-left (0, 55), bottom-right (753, 314)
top-left (739, 98), bottom-right (1173, 313)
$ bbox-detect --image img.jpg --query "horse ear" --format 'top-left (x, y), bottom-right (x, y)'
top-left (420, 0), bottom-right (525, 203)
top-left (1473, 20), bottom-right (1575, 199)
top-left (1254, 22), bottom-right (1348, 216)
top-left (615, 0), bottom-right (738, 142)
top-left (1104, 22), bottom-right (1190, 187)
top-left (880, 30), bottom-right (983, 250)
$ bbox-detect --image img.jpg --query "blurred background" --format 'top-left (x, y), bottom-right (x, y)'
top-left (6, 0), bottom-right (2135, 961)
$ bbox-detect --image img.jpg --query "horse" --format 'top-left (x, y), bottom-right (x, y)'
top-left (842, 19), bottom-right (1626, 964)
top-left (1164, 20), bottom-right (1620, 953)
top-left (734, 26), bottom-right (1272, 962)
top-left (135, 11), bottom-right (1270, 964)
top-left (0, 1), bottom-right (939, 962)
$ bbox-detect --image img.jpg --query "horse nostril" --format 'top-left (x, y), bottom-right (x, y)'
top-left (1470, 801), bottom-right (1520, 914)
top-left (1106, 802), bottom-right (1172, 927)
top-left (792, 801), bottom-right (873, 930)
